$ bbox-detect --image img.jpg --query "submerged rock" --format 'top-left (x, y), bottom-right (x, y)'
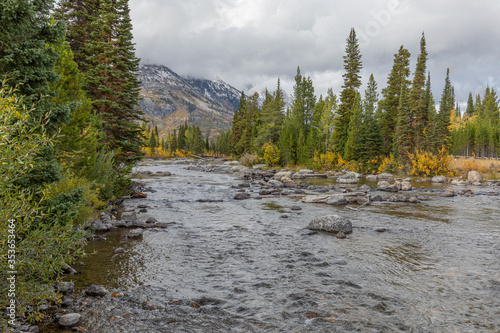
top-left (306, 215), bottom-right (353, 235)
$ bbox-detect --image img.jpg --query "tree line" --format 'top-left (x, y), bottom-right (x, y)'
top-left (211, 29), bottom-right (500, 168)
top-left (0, 0), bottom-right (142, 324)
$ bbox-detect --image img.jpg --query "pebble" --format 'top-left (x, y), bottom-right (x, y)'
top-left (59, 313), bottom-right (81, 327)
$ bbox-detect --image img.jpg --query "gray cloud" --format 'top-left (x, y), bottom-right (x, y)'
top-left (130, 0), bottom-right (500, 104)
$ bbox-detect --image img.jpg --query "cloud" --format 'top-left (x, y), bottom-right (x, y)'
top-left (130, 0), bottom-right (500, 103)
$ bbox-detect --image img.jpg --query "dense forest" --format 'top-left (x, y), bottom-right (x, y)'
top-left (203, 30), bottom-right (499, 173)
top-left (0, 0), bottom-right (142, 325)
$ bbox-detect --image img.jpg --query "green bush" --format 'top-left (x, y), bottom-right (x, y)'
top-left (0, 88), bottom-right (87, 327)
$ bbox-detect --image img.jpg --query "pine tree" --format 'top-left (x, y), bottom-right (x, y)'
top-left (1, 0), bottom-right (73, 133)
top-left (333, 28), bottom-right (363, 157)
top-left (231, 91), bottom-right (247, 155)
top-left (483, 87), bottom-right (499, 124)
top-left (464, 92), bottom-right (475, 119)
top-left (344, 93), bottom-right (363, 161)
top-left (394, 81), bottom-right (413, 159)
top-left (434, 68), bottom-right (455, 153)
top-left (411, 33), bottom-right (429, 151)
top-left (360, 74), bottom-right (383, 161)
top-left (378, 46), bottom-right (411, 155)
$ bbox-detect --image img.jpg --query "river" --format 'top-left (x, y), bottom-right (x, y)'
top-left (56, 160), bottom-right (499, 332)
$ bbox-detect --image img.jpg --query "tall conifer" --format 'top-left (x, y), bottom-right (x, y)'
top-left (333, 28), bottom-right (362, 157)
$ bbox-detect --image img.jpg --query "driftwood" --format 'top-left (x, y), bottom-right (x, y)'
top-left (345, 200), bottom-right (371, 211)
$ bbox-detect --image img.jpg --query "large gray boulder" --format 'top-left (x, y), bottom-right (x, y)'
top-left (281, 176), bottom-right (297, 188)
top-left (307, 215), bottom-right (353, 234)
top-left (467, 171), bottom-right (483, 183)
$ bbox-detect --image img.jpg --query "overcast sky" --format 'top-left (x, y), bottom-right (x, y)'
top-left (129, 0), bottom-right (500, 105)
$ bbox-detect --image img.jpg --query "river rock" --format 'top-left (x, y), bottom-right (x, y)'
top-left (85, 284), bottom-right (108, 297)
top-left (377, 181), bottom-right (398, 192)
top-left (336, 172), bottom-right (359, 184)
top-left (400, 181), bottom-right (412, 191)
top-left (146, 217), bottom-right (158, 223)
top-left (59, 313), bottom-right (81, 327)
top-left (366, 175), bottom-right (378, 181)
top-left (306, 215), bottom-right (353, 235)
top-left (281, 176), bottom-right (297, 188)
top-left (272, 171), bottom-right (293, 181)
top-left (431, 175), bottom-right (447, 183)
top-left (132, 191), bottom-right (147, 198)
top-left (467, 170), bottom-right (483, 183)
top-left (359, 184), bottom-right (372, 191)
top-left (441, 188), bottom-right (455, 197)
top-left (268, 179), bottom-right (284, 188)
top-left (387, 194), bottom-right (421, 203)
top-left (291, 206), bottom-right (302, 211)
top-left (326, 195), bottom-right (348, 206)
top-left (122, 212), bottom-right (137, 223)
top-left (55, 282), bottom-right (74, 295)
top-left (92, 222), bottom-right (109, 232)
top-left (378, 173), bottom-right (394, 180)
top-left (114, 247), bottom-right (126, 254)
top-left (234, 192), bottom-right (251, 200)
top-left (128, 228), bottom-right (144, 238)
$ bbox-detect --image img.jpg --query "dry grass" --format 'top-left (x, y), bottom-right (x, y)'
top-left (449, 157), bottom-right (500, 179)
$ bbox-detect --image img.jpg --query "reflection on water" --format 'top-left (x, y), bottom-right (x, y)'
top-left (65, 162), bottom-right (500, 332)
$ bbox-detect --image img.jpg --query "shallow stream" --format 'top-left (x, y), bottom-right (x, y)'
top-left (60, 160), bottom-right (500, 332)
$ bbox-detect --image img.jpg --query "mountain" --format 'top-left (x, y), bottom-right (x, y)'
top-left (138, 64), bottom-right (241, 138)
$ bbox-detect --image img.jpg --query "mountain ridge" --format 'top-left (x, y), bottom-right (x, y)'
top-left (137, 64), bottom-right (241, 138)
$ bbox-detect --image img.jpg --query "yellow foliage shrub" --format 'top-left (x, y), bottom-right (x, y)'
top-left (239, 153), bottom-right (261, 167)
top-left (310, 151), bottom-right (364, 172)
top-left (407, 148), bottom-right (454, 177)
top-left (377, 154), bottom-right (403, 174)
top-left (262, 142), bottom-right (280, 166)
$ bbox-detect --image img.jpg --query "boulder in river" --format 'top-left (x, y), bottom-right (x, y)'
top-left (400, 181), bottom-right (412, 191)
top-left (272, 171), bottom-right (294, 181)
top-left (234, 192), bottom-right (251, 200)
top-left (306, 215), bottom-right (353, 235)
top-left (377, 181), bottom-right (398, 192)
top-left (440, 188), bottom-right (455, 197)
top-left (467, 171), bottom-right (483, 183)
top-left (377, 173), bottom-right (394, 181)
top-left (59, 313), bottom-right (81, 327)
top-left (281, 176), bottom-right (297, 188)
top-left (85, 284), bottom-right (108, 297)
top-left (431, 175), bottom-right (447, 183)
top-left (336, 172), bottom-right (359, 184)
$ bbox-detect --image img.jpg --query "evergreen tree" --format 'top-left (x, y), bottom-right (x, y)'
top-left (333, 28), bottom-right (363, 157)
top-left (344, 93), bottom-right (363, 161)
top-left (464, 92), bottom-right (475, 119)
top-left (483, 87), bottom-right (499, 124)
top-left (378, 46), bottom-right (411, 155)
top-left (394, 80), bottom-right (413, 159)
top-left (423, 72), bottom-right (436, 151)
top-left (434, 68), bottom-right (455, 152)
top-left (411, 33), bottom-right (429, 151)
top-left (231, 91), bottom-right (247, 155)
top-left (360, 74), bottom-right (383, 161)
top-left (1, 0), bottom-right (73, 133)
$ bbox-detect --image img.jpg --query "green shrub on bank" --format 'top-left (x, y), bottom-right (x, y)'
top-left (0, 88), bottom-right (88, 327)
